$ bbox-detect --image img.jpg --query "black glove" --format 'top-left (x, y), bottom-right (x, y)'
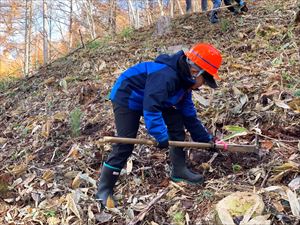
top-left (209, 136), bottom-right (219, 152)
top-left (157, 140), bottom-right (169, 149)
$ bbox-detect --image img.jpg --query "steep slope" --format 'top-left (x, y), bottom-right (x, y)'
top-left (0, 0), bottom-right (299, 224)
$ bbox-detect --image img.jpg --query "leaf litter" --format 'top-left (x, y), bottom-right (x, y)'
top-left (0, 0), bottom-right (299, 224)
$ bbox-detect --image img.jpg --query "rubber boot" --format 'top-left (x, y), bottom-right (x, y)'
top-left (169, 148), bottom-right (204, 184)
top-left (229, 7), bottom-right (239, 15)
top-left (240, 2), bottom-right (248, 12)
top-left (209, 11), bottom-right (219, 24)
top-left (95, 163), bottom-right (121, 208)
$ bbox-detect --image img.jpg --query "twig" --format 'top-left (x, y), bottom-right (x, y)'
top-left (170, 181), bottom-right (186, 192)
top-left (79, 29), bottom-right (85, 48)
top-left (205, 3), bottom-right (238, 13)
top-left (260, 168), bottom-right (271, 188)
top-left (50, 148), bottom-right (58, 163)
top-left (257, 133), bottom-right (299, 143)
top-left (127, 187), bottom-right (169, 225)
top-left (208, 152), bottom-right (219, 164)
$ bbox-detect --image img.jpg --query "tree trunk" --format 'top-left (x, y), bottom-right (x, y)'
top-left (24, 0), bottom-right (32, 76)
top-left (136, 2), bottom-right (140, 28)
top-left (170, 0), bottom-right (174, 18)
top-left (176, 0), bottom-right (184, 15)
top-left (194, 0), bottom-right (200, 12)
top-left (157, 0), bottom-right (164, 16)
top-left (108, 0), bottom-right (117, 35)
top-left (43, 0), bottom-right (48, 64)
top-left (127, 0), bottom-right (133, 27)
top-left (128, 0), bottom-right (138, 28)
top-left (48, 3), bottom-right (52, 61)
top-left (146, 0), bottom-right (153, 25)
top-left (84, 0), bottom-right (96, 39)
top-left (69, 0), bottom-right (73, 50)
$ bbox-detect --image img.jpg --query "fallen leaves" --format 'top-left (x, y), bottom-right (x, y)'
top-left (0, 137), bottom-right (7, 144)
top-left (261, 141), bottom-right (274, 151)
top-left (41, 119), bottom-right (52, 138)
top-left (0, 0), bottom-right (299, 224)
top-left (274, 99), bottom-right (290, 110)
top-left (65, 191), bottom-right (82, 219)
top-left (269, 161), bottom-right (300, 182)
top-left (223, 125), bottom-right (249, 141)
top-left (288, 98), bottom-right (300, 113)
top-left (10, 163), bottom-right (27, 176)
top-left (47, 217), bottom-right (60, 225)
top-left (71, 172), bottom-right (97, 189)
top-left (260, 185), bottom-right (300, 218)
top-left (64, 144), bottom-right (81, 162)
top-left (42, 170), bottom-right (55, 182)
top-left (95, 211), bottom-right (112, 223)
top-left (215, 192), bottom-right (269, 225)
top-left (286, 189), bottom-right (300, 217)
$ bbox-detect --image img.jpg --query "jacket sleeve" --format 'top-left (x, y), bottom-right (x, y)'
top-left (143, 67), bottom-right (176, 143)
top-left (176, 91), bottom-right (212, 143)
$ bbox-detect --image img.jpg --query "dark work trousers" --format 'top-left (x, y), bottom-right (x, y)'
top-left (105, 103), bottom-right (185, 169)
top-left (186, 0), bottom-right (192, 12)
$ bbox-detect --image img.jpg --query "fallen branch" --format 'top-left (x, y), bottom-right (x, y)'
top-left (127, 187), bottom-right (169, 225)
top-left (205, 3), bottom-right (238, 13)
top-left (257, 133), bottom-right (300, 143)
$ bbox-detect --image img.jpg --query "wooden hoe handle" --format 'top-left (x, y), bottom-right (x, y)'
top-left (102, 136), bottom-right (258, 154)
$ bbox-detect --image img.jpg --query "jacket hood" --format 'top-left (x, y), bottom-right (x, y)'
top-left (155, 50), bottom-right (195, 89)
top-left (155, 50), bottom-right (183, 70)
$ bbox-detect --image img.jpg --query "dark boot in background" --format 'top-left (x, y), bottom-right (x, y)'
top-left (228, 6), bottom-right (239, 15)
top-left (96, 163), bottom-right (121, 208)
top-left (240, 2), bottom-right (248, 12)
top-left (169, 147), bottom-right (204, 184)
top-left (210, 11), bottom-right (219, 24)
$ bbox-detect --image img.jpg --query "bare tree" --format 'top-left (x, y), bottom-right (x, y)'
top-left (108, 0), bottom-right (117, 35)
top-left (145, 0), bottom-right (153, 25)
top-left (176, 0), bottom-right (184, 15)
top-left (169, 0), bottom-right (174, 18)
top-left (157, 0), bottom-right (164, 16)
top-left (128, 0), bottom-right (138, 28)
top-left (83, 0), bottom-right (96, 39)
top-left (69, 0), bottom-right (73, 50)
top-left (43, 0), bottom-right (49, 64)
top-left (24, 0), bottom-right (32, 76)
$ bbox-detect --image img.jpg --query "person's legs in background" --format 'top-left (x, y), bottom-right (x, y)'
top-left (186, 0), bottom-right (192, 13)
top-left (210, 0), bottom-right (222, 23)
top-left (201, 0), bottom-right (208, 12)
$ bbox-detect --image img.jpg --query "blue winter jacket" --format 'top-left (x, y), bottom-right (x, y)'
top-left (110, 50), bottom-right (212, 144)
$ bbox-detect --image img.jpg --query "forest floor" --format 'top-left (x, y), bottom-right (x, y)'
top-left (0, 0), bottom-right (300, 224)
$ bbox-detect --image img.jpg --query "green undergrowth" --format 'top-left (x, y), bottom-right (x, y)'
top-left (0, 76), bottom-right (19, 92)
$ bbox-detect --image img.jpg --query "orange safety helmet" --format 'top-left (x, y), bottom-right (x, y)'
top-left (185, 43), bottom-right (222, 80)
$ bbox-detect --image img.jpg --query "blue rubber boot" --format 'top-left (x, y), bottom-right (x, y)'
top-left (170, 148), bottom-right (204, 184)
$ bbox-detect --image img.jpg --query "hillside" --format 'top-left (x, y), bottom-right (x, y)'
top-left (0, 0), bottom-right (300, 224)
